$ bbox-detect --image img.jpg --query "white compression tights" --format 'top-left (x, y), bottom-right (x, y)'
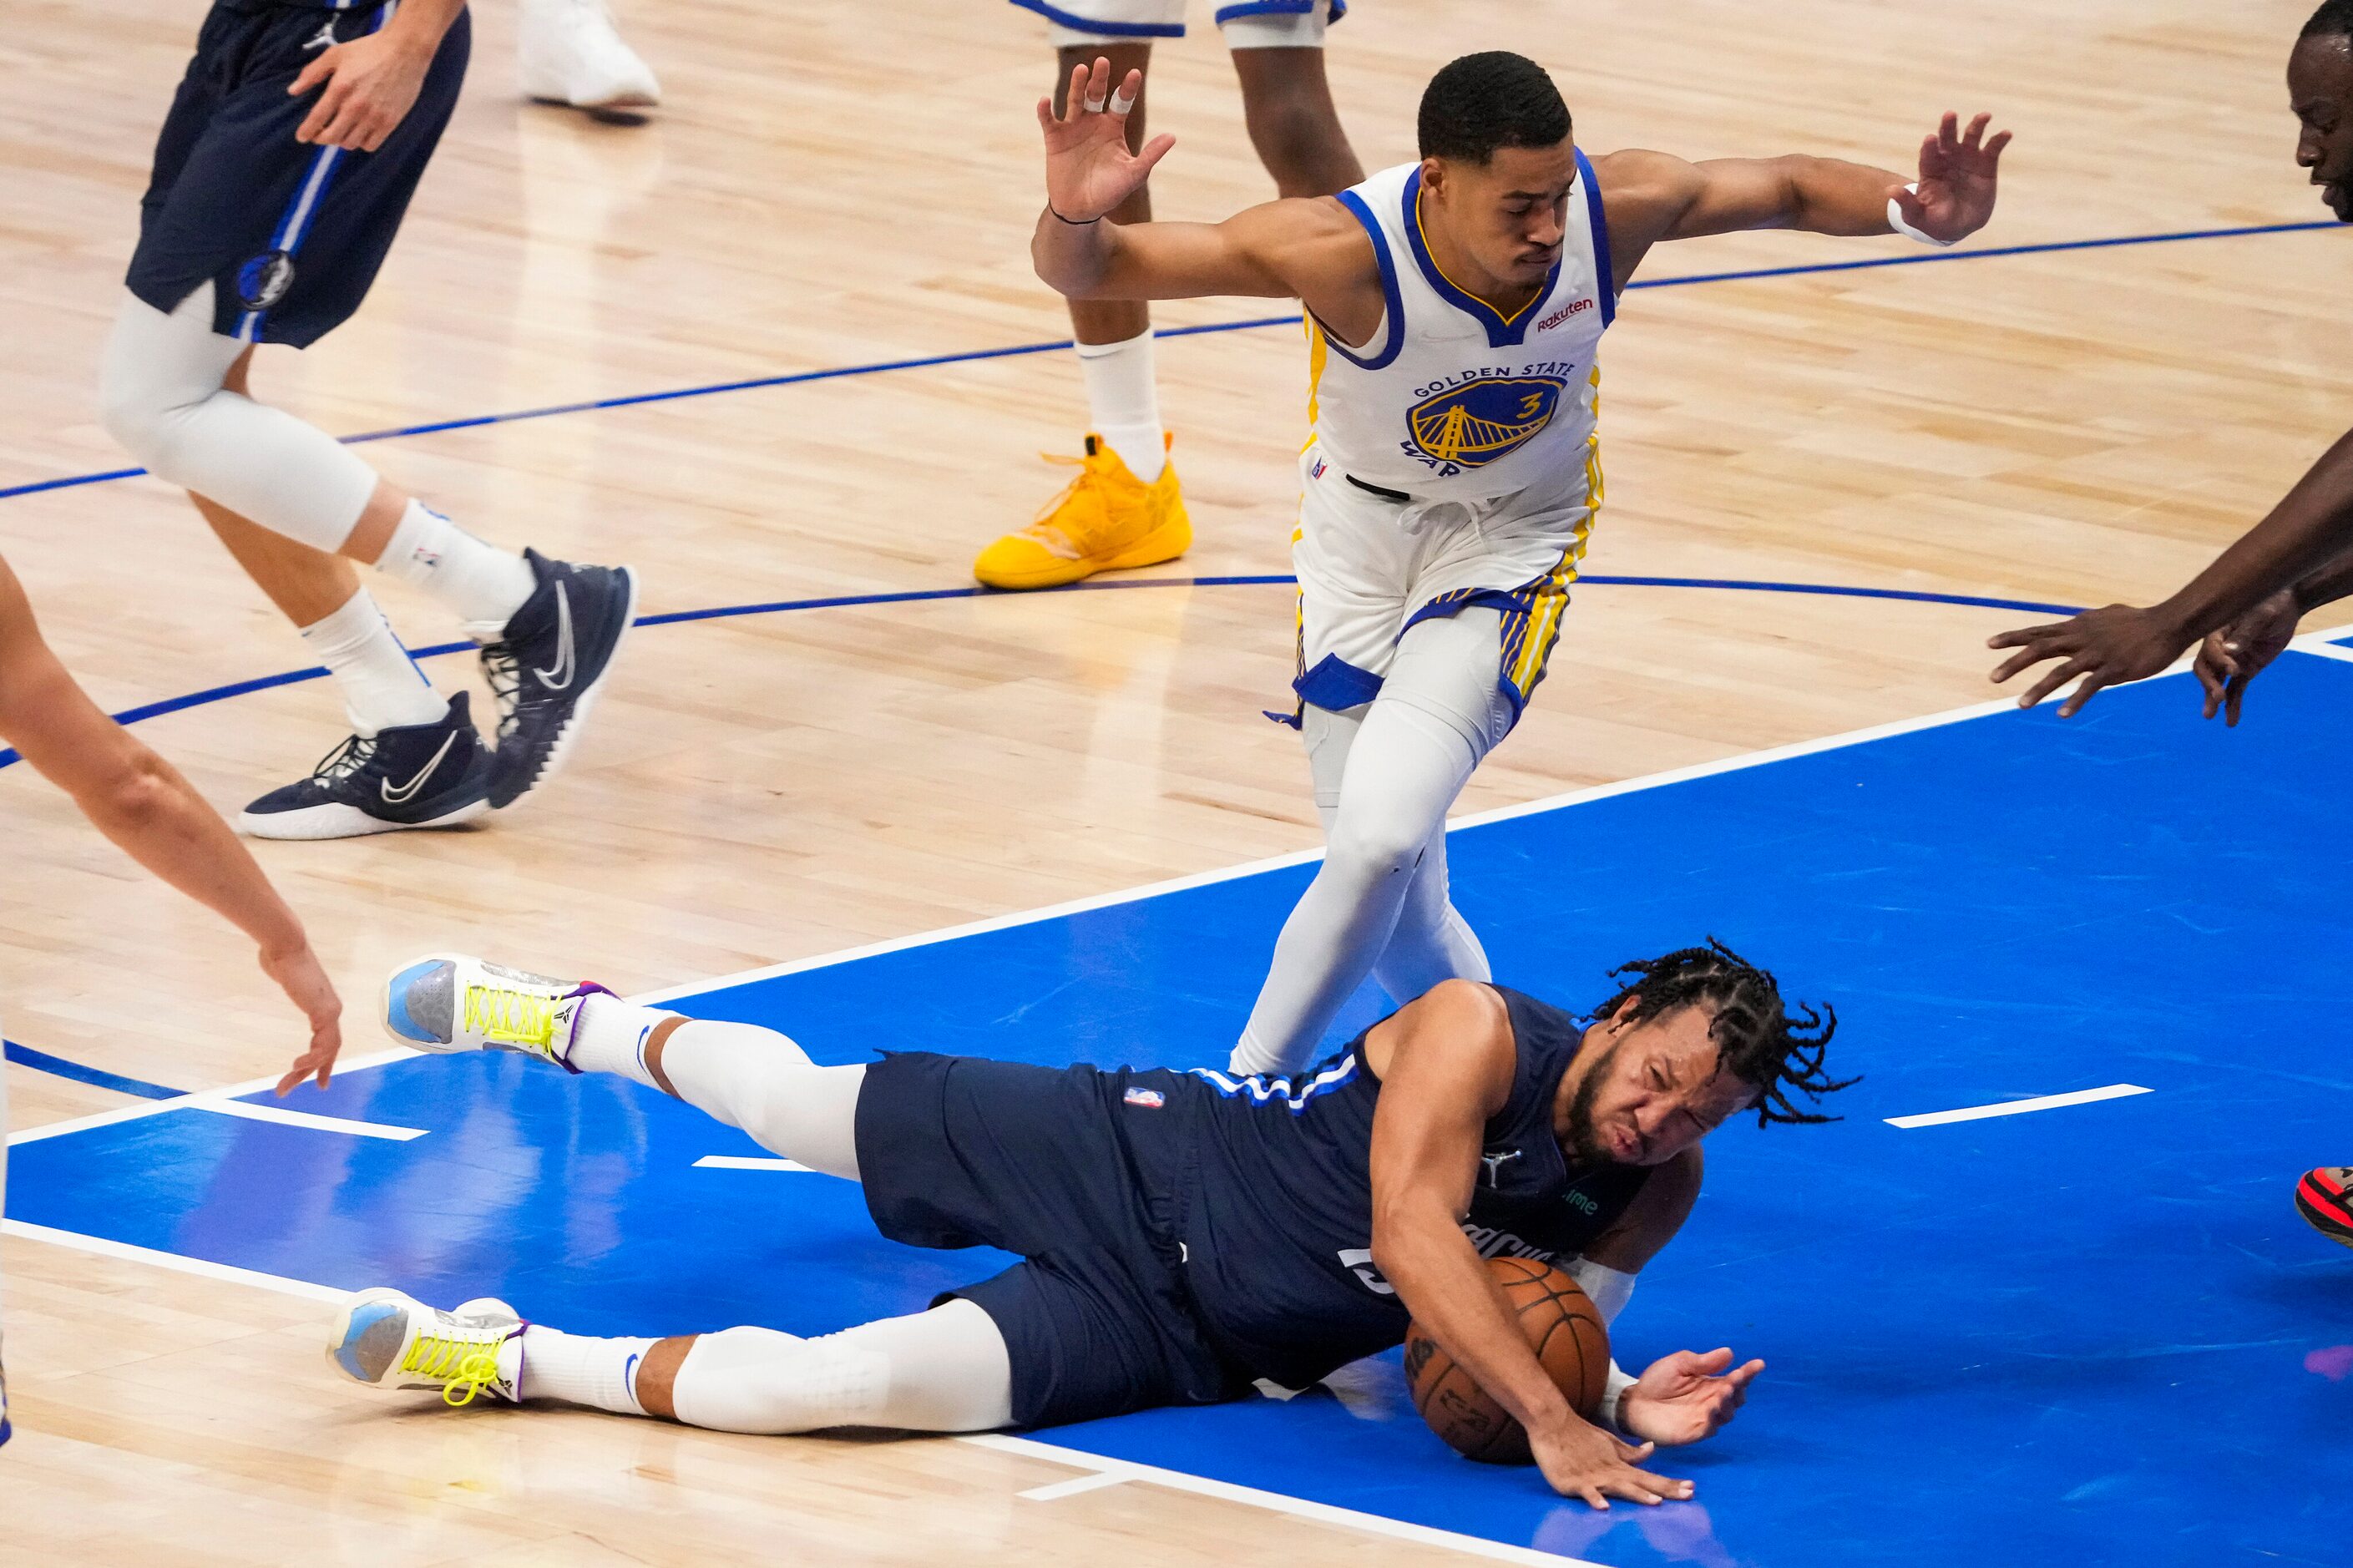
top-left (1232, 607), bottom-right (1515, 1077)
top-left (98, 285), bottom-right (379, 551)
top-left (546, 1012), bottom-right (1017, 1433)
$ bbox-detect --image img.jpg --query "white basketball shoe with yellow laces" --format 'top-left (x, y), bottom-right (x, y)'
top-left (327, 1290), bottom-right (525, 1407)
top-left (381, 953), bottom-right (613, 1070)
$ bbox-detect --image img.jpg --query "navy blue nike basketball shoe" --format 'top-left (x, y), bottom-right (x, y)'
top-left (479, 549), bottom-right (638, 811)
top-left (239, 693), bottom-right (493, 840)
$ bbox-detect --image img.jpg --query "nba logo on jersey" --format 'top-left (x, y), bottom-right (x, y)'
top-left (1123, 1087), bottom-right (1165, 1109)
top-left (1405, 375), bottom-right (1566, 469)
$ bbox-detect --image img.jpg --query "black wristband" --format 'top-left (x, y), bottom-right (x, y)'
top-left (1050, 206), bottom-right (1101, 225)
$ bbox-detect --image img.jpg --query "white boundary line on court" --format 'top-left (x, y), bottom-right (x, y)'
top-left (693, 1154), bottom-right (818, 1172)
top-left (1885, 1082), bottom-right (2152, 1129)
top-left (969, 1434), bottom-right (1607, 1566)
top-left (9, 624), bottom-right (2352, 1564)
top-left (198, 1100), bottom-right (427, 1141)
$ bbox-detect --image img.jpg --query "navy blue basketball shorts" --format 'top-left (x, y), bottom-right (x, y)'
top-left (127, 0), bottom-right (471, 349)
top-left (854, 1053), bottom-right (1252, 1429)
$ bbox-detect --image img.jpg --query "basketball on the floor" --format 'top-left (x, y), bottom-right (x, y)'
top-left (1403, 1257), bottom-right (1611, 1464)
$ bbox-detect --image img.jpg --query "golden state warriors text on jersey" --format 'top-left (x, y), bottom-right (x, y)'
top-left (1303, 154), bottom-right (1615, 502)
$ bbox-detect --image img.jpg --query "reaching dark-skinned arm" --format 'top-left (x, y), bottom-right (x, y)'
top-left (0, 555), bottom-right (342, 1091)
top-left (1989, 427), bottom-right (2353, 719)
top-left (1368, 980), bottom-right (1692, 1510)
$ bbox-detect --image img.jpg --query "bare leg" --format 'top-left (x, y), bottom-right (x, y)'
top-left (1230, 46), bottom-right (1364, 198)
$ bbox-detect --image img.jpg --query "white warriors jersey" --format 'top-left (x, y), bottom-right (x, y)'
top-left (1303, 153), bottom-right (1614, 504)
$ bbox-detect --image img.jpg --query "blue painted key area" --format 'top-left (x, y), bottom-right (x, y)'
top-left (15, 659), bottom-right (2353, 1565)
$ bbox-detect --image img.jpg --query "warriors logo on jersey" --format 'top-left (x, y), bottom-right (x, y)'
top-left (1407, 375), bottom-right (1567, 468)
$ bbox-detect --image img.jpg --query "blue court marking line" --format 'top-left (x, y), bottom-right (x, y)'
top-left (0, 574), bottom-right (2084, 774)
top-left (3, 1039), bottom-right (183, 1100)
top-left (0, 219), bottom-right (2337, 504)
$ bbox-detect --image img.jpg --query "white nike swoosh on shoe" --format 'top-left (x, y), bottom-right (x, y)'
top-left (532, 581), bottom-right (577, 691)
top-left (381, 732), bottom-right (460, 805)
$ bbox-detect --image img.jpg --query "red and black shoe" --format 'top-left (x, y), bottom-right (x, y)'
top-left (2295, 1166), bottom-right (2353, 1249)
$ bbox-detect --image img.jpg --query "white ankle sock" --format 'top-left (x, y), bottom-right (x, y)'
top-left (298, 589), bottom-right (448, 737)
top-left (1075, 330), bottom-right (1166, 482)
top-left (374, 499), bottom-right (538, 637)
top-left (567, 994), bottom-right (676, 1087)
top-left (516, 1326), bottom-right (654, 1415)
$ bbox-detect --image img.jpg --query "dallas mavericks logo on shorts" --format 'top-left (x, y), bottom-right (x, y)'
top-left (1405, 376), bottom-right (1566, 468)
top-left (236, 250), bottom-right (296, 311)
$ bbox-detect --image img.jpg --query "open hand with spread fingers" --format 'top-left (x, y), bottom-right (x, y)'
top-left (1037, 57), bottom-right (1176, 225)
top-left (1986, 603), bottom-right (2194, 717)
top-left (1893, 111), bottom-right (2011, 243)
top-left (1617, 1348), bottom-right (1765, 1447)
top-left (1531, 1416), bottom-right (1696, 1510)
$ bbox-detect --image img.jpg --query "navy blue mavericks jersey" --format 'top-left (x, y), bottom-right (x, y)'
top-left (1121, 986), bottom-right (1652, 1392)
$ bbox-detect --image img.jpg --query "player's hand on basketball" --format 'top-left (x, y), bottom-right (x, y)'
top-left (1618, 1348), bottom-right (1764, 1447)
top-left (1530, 1415), bottom-right (1693, 1510)
top-left (290, 29), bottom-right (432, 153)
top-left (1037, 57), bottom-right (1175, 223)
top-left (263, 941), bottom-right (345, 1095)
top-left (1986, 604), bottom-right (2194, 717)
top-left (2194, 589), bottom-right (2300, 726)
top-left (1895, 112), bottom-right (2011, 243)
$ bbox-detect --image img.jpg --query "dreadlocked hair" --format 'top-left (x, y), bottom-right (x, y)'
top-left (1590, 938), bottom-right (1853, 1127)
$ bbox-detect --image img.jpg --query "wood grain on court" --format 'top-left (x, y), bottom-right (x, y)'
top-left (0, 0), bottom-right (2340, 1559)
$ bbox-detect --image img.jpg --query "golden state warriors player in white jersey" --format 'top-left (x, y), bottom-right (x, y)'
top-left (1031, 51), bottom-right (2009, 1077)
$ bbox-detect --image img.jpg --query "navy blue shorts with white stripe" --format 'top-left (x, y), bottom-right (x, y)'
top-left (128, 0), bottom-right (470, 348)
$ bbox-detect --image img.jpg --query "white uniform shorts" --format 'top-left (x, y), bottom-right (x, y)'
top-left (1287, 445), bottom-right (1597, 725)
top-left (1011, 0), bottom-right (1342, 50)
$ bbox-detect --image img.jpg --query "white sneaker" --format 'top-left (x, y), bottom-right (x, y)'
top-left (518, 0), bottom-right (661, 111)
top-left (381, 953), bottom-right (614, 1068)
top-left (327, 1289), bottom-right (526, 1406)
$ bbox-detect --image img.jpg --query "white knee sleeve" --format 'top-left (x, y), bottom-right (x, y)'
top-left (655, 1020), bottom-right (866, 1181)
top-left (669, 1300), bottom-right (1014, 1435)
top-left (99, 286), bottom-right (378, 551)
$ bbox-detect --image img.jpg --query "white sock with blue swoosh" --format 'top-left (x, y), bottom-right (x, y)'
top-left (516, 1326), bottom-right (655, 1415)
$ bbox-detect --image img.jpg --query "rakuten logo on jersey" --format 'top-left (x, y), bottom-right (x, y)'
top-left (1538, 297), bottom-right (1596, 332)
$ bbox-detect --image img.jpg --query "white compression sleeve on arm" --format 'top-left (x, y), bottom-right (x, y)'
top-left (99, 286), bottom-right (380, 551)
top-left (1566, 1257), bottom-right (1640, 1429)
top-left (667, 1299), bottom-right (1015, 1434)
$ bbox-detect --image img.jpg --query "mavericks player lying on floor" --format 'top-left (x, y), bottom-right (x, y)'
top-left (335, 941), bottom-right (1848, 1508)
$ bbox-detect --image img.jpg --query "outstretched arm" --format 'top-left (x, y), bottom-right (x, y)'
top-left (1600, 113), bottom-right (2009, 288)
top-left (1988, 427), bottom-right (2353, 719)
top-left (0, 556), bottom-right (342, 1091)
top-left (1030, 58), bottom-right (1372, 311)
top-left (1369, 981), bottom-right (1692, 1510)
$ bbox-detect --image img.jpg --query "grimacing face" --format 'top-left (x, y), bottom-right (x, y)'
top-left (1421, 140), bottom-right (1581, 291)
top-left (2290, 32), bottom-right (2353, 221)
top-left (1559, 1000), bottom-right (1759, 1168)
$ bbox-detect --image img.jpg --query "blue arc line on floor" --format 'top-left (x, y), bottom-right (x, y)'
top-left (0, 573), bottom-right (2084, 773)
top-left (4, 1039), bottom-right (185, 1100)
top-left (0, 219), bottom-right (2337, 504)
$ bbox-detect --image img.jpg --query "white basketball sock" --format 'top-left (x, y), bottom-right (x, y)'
top-left (298, 589), bottom-right (448, 738)
top-left (374, 499), bottom-right (538, 638)
top-left (1075, 330), bottom-right (1166, 482)
top-left (565, 994), bottom-right (676, 1087)
top-left (516, 1326), bottom-right (653, 1414)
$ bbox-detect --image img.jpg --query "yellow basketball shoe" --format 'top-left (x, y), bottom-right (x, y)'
top-left (974, 433), bottom-right (1191, 590)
